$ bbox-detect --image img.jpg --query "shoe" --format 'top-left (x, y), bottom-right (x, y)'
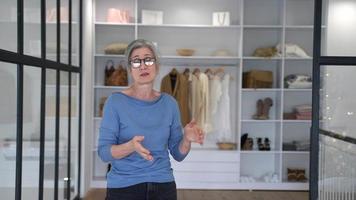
top-left (253, 99), bottom-right (264, 119)
top-left (264, 138), bottom-right (271, 151)
top-left (257, 137), bottom-right (264, 150)
top-left (259, 97), bottom-right (273, 120)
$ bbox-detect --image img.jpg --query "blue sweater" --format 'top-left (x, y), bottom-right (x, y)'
top-left (98, 92), bottom-right (188, 188)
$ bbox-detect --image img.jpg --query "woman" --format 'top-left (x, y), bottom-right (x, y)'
top-left (98, 39), bottom-right (204, 200)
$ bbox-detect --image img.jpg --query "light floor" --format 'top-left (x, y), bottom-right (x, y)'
top-left (84, 188), bottom-right (308, 200)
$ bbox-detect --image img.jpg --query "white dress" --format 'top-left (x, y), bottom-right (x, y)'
top-left (215, 74), bottom-right (232, 142)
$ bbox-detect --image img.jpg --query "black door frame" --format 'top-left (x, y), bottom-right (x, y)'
top-left (311, 0), bottom-right (356, 199)
top-left (0, 0), bottom-right (83, 199)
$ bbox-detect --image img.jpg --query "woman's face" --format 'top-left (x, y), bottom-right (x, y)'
top-left (129, 47), bottom-right (158, 85)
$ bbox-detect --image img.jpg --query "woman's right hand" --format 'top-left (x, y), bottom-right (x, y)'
top-left (130, 136), bottom-right (153, 161)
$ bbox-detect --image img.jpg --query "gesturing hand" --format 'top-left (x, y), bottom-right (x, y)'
top-left (130, 136), bottom-right (153, 161)
top-left (183, 119), bottom-right (205, 145)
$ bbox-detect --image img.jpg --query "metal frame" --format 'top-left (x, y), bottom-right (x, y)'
top-left (0, 0), bottom-right (83, 199)
top-left (311, 0), bottom-right (356, 199)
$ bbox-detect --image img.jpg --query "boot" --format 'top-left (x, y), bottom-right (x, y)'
top-left (252, 99), bottom-right (264, 119)
top-left (259, 97), bottom-right (273, 119)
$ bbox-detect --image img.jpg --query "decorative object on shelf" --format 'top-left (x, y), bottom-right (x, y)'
top-left (104, 42), bottom-right (128, 55)
top-left (240, 176), bottom-right (256, 183)
top-left (106, 8), bottom-right (130, 23)
top-left (243, 70), bottom-right (273, 88)
top-left (283, 112), bottom-right (296, 120)
top-left (283, 140), bottom-right (310, 151)
top-left (257, 137), bottom-right (271, 151)
top-left (287, 168), bottom-right (307, 182)
top-left (241, 133), bottom-right (253, 150)
top-left (105, 61), bottom-right (128, 86)
top-left (176, 48), bottom-right (195, 56)
top-left (284, 74), bottom-right (312, 89)
top-left (212, 12), bottom-right (230, 26)
top-left (262, 172), bottom-right (279, 183)
top-left (252, 46), bottom-right (279, 58)
top-left (252, 97), bottom-right (273, 120)
top-left (104, 60), bottom-right (115, 85)
top-left (99, 96), bottom-right (108, 117)
top-left (142, 10), bottom-right (163, 25)
top-left (216, 142), bottom-right (237, 150)
top-left (211, 49), bottom-right (232, 57)
top-left (294, 104), bottom-right (312, 120)
top-left (276, 43), bottom-right (310, 58)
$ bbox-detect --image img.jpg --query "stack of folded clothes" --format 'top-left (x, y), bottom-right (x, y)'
top-left (295, 104), bottom-right (312, 120)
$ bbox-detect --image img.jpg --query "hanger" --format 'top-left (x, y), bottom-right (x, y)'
top-left (193, 68), bottom-right (200, 77)
top-left (183, 68), bottom-right (190, 75)
top-left (170, 68), bottom-right (178, 76)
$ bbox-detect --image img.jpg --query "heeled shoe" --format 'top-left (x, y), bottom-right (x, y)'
top-left (259, 97), bottom-right (273, 120)
top-left (257, 137), bottom-right (264, 150)
top-left (264, 137), bottom-right (271, 151)
top-left (253, 99), bottom-right (264, 119)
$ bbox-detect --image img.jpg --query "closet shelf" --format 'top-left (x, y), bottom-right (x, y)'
top-left (240, 150), bottom-right (280, 154)
top-left (243, 25), bottom-right (283, 28)
top-left (241, 120), bottom-right (281, 123)
top-left (242, 88), bottom-right (282, 92)
top-left (282, 120), bottom-right (311, 123)
top-left (138, 23), bottom-right (241, 29)
top-left (283, 89), bottom-right (312, 92)
top-left (243, 56), bottom-right (282, 60)
top-left (282, 151), bottom-right (310, 154)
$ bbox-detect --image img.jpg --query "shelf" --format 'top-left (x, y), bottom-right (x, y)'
top-left (242, 119), bottom-right (281, 123)
top-left (160, 56), bottom-right (240, 66)
top-left (282, 151), bottom-right (309, 154)
top-left (283, 89), bottom-right (312, 92)
top-left (95, 22), bottom-right (136, 26)
top-left (240, 151), bottom-right (280, 154)
top-left (95, 54), bottom-right (125, 58)
top-left (94, 85), bottom-right (129, 89)
top-left (242, 88), bottom-right (281, 92)
top-left (282, 120), bottom-right (311, 123)
top-left (285, 25), bottom-right (327, 29)
top-left (138, 23), bottom-right (241, 29)
top-left (243, 56), bottom-right (282, 60)
top-left (94, 117), bottom-right (102, 120)
top-left (244, 25), bottom-right (283, 29)
top-left (284, 57), bottom-right (312, 60)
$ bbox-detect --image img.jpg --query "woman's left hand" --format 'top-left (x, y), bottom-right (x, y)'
top-left (183, 119), bottom-right (205, 145)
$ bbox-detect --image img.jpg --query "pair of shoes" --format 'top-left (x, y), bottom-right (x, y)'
top-left (253, 98), bottom-right (273, 120)
top-left (257, 137), bottom-right (271, 151)
top-left (241, 133), bottom-right (253, 150)
top-left (287, 168), bottom-right (307, 182)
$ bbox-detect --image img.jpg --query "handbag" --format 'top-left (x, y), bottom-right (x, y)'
top-left (105, 61), bottom-right (128, 86)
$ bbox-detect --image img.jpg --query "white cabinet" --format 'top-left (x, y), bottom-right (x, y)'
top-left (88, 0), bottom-right (319, 190)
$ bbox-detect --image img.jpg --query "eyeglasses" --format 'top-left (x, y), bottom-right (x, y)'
top-left (129, 57), bottom-right (156, 69)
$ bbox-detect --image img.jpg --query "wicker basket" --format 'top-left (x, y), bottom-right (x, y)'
top-left (176, 48), bottom-right (195, 56)
top-left (217, 142), bottom-right (237, 150)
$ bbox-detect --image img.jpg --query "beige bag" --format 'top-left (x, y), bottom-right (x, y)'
top-left (104, 43), bottom-right (128, 54)
top-left (243, 70), bottom-right (273, 88)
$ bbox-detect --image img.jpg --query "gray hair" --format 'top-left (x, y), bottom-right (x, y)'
top-left (125, 39), bottom-right (160, 67)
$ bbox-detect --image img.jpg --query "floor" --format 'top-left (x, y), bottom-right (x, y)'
top-left (84, 188), bottom-right (308, 200)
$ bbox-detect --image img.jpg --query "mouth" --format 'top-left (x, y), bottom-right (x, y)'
top-left (140, 72), bottom-right (150, 77)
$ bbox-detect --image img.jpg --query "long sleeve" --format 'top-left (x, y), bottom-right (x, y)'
top-left (98, 96), bottom-right (120, 162)
top-left (168, 101), bottom-right (188, 162)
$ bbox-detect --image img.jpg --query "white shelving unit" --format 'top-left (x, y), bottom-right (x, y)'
top-left (89, 0), bottom-right (321, 190)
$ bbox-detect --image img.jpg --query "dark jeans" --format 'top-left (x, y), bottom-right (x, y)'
top-left (106, 181), bottom-right (177, 200)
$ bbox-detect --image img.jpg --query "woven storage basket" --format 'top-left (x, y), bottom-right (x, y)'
top-left (243, 70), bottom-right (273, 88)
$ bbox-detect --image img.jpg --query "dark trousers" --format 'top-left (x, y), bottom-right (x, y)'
top-left (106, 181), bottom-right (177, 200)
